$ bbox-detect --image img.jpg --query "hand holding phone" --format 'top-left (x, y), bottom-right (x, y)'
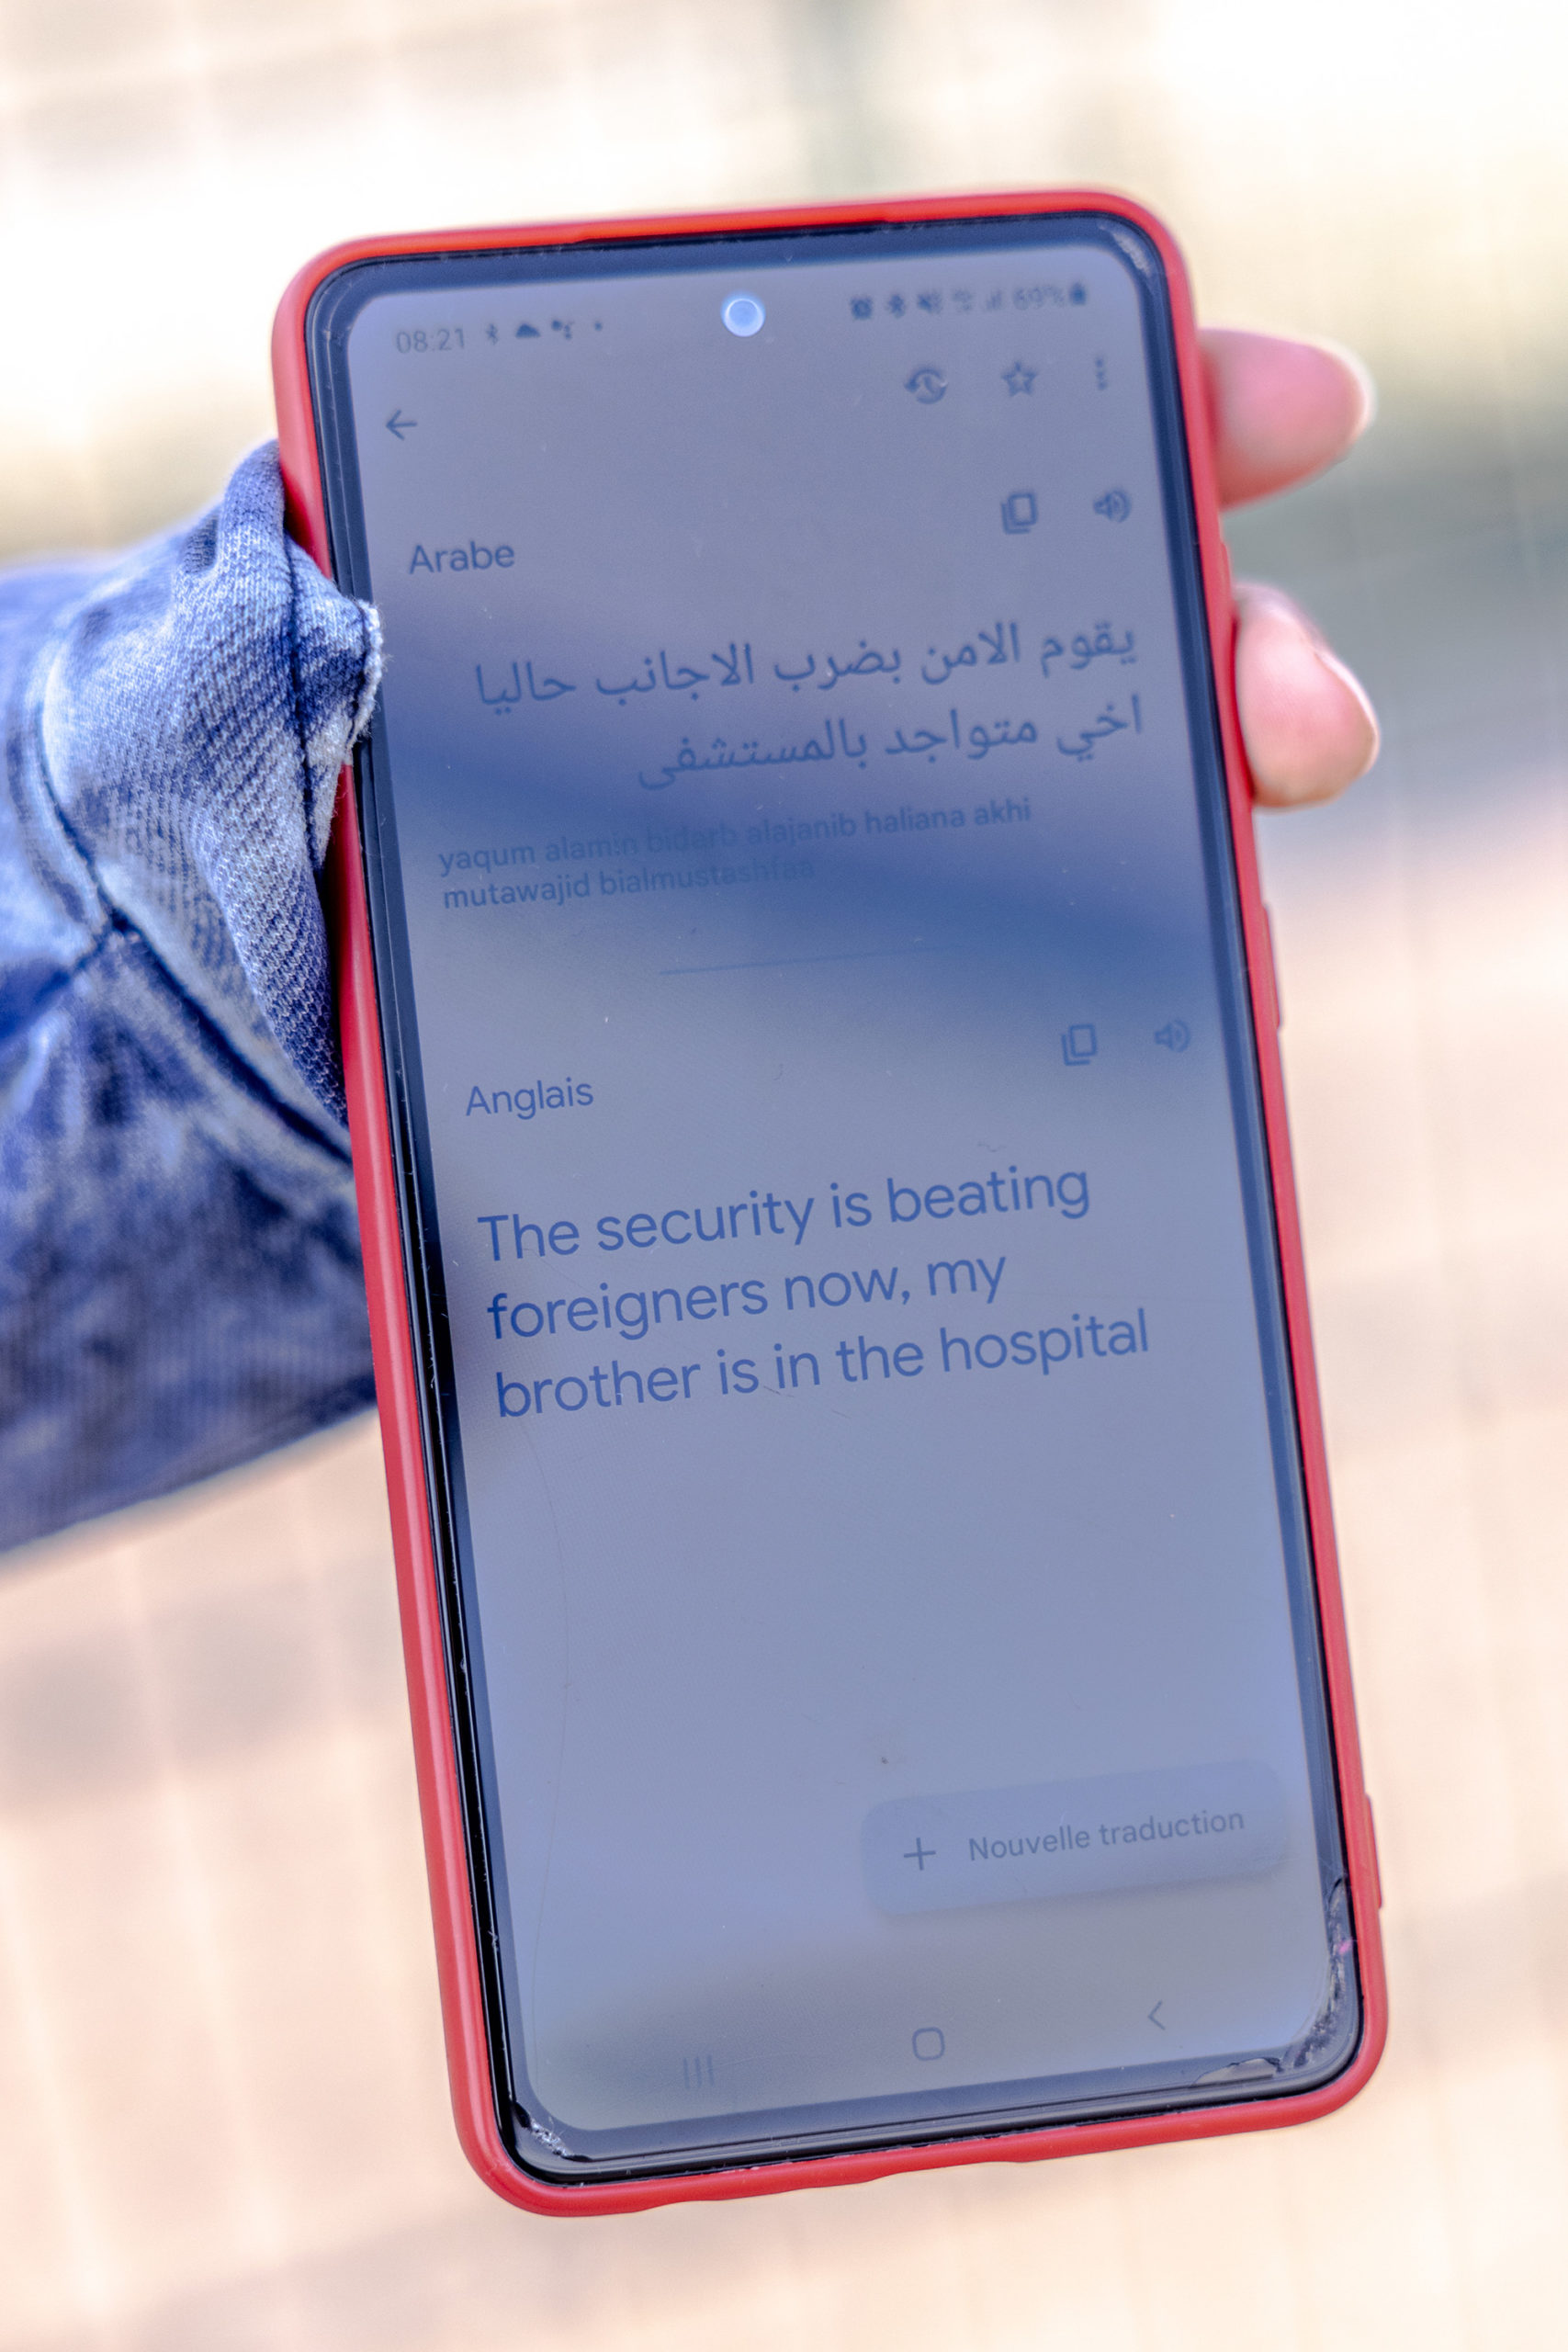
top-left (274, 193), bottom-right (1384, 2213)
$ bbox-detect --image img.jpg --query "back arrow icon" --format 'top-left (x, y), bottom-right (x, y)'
top-left (387, 410), bottom-right (417, 440)
top-left (1148, 2001), bottom-right (1166, 2029)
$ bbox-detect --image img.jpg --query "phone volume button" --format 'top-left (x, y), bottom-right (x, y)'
top-left (1215, 537), bottom-right (1234, 610)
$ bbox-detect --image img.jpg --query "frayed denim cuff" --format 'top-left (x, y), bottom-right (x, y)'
top-left (1, 447), bottom-right (382, 1548)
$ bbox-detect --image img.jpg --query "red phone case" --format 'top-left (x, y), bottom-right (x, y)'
top-left (272, 188), bottom-right (1386, 2216)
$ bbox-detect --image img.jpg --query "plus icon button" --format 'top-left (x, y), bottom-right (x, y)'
top-left (904, 1838), bottom-right (937, 1871)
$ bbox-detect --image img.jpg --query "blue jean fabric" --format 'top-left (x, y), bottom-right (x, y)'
top-left (0, 446), bottom-right (382, 1551)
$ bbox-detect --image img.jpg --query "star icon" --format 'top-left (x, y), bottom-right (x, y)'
top-left (1002, 360), bottom-right (1037, 396)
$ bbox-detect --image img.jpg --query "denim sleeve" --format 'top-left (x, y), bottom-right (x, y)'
top-left (0, 445), bottom-right (383, 1551)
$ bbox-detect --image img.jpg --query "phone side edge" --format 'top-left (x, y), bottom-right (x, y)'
top-left (1160, 217), bottom-right (1389, 2099)
top-left (272, 281), bottom-right (554, 2210)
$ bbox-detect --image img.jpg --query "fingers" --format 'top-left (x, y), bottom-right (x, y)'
top-left (1233, 582), bottom-right (1380, 807)
top-left (1197, 331), bottom-right (1380, 801)
top-left (1201, 328), bottom-right (1375, 509)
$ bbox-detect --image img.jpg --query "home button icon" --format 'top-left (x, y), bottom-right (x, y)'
top-left (912, 2027), bottom-right (946, 2061)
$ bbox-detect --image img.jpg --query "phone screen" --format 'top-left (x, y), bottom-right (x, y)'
top-left (311, 214), bottom-right (1358, 2175)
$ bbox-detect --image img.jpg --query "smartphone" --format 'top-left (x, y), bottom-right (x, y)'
top-left (274, 192), bottom-right (1384, 2215)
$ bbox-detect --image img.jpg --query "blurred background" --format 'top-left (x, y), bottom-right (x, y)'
top-left (2, 1), bottom-right (1567, 2345)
